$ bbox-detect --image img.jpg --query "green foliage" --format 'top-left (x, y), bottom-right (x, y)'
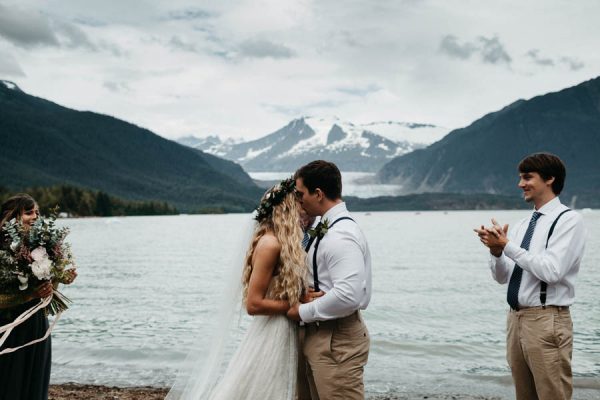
top-left (0, 185), bottom-right (178, 217)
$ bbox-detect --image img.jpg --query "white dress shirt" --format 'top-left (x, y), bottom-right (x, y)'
top-left (299, 202), bottom-right (372, 323)
top-left (490, 197), bottom-right (586, 307)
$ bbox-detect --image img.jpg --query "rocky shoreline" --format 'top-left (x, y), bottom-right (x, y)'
top-left (49, 384), bottom-right (168, 399)
top-left (49, 384), bottom-right (502, 400)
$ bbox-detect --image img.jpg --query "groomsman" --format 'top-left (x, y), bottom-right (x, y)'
top-left (475, 153), bottom-right (586, 400)
top-left (287, 160), bottom-right (372, 400)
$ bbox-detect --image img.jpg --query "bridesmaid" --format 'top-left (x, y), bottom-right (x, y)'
top-left (0, 194), bottom-right (75, 400)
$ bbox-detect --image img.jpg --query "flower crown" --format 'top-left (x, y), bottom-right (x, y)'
top-left (254, 177), bottom-right (296, 222)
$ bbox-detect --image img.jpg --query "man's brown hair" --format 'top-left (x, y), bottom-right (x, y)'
top-left (294, 160), bottom-right (342, 200)
top-left (518, 153), bottom-right (566, 195)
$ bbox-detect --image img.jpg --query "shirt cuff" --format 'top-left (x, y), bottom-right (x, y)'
top-left (490, 252), bottom-right (503, 262)
top-left (503, 240), bottom-right (522, 261)
top-left (299, 303), bottom-right (315, 323)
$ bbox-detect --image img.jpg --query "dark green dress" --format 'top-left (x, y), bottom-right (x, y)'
top-left (0, 300), bottom-right (51, 400)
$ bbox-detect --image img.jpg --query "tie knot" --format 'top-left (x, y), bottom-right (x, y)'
top-left (531, 211), bottom-right (542, 221)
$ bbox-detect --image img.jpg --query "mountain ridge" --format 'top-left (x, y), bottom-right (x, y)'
top-left (376, 76), bottom-right (600, 202)
top-left (178, 116), bottom-right (448, 172)
top-left (0, 80), bottom-right (262, 212)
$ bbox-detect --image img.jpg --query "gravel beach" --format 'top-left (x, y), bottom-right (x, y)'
top-left (49, 384), bottom-right (502, 400)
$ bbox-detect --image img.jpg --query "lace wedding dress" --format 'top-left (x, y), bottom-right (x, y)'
top-left (208, 313), bottom-right (297, 400)
top-left (167, 281), bottom-right (298, 400)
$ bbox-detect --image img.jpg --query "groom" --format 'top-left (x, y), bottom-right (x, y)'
top-left (287, 160), bottom-right (372, 400)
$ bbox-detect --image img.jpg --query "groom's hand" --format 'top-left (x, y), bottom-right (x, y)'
top-left (287, 304), bottom-right (301, 321)
top-left (301, 288), bottom-right (325, 303)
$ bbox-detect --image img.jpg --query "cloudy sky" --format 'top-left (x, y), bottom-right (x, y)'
top-left (1, 0), bottom-right (598, 140)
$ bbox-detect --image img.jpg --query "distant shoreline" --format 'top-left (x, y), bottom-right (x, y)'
top-left (48, 384), bottom-right (502, 399)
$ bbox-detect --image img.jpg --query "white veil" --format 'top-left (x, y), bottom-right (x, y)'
top-left (165, 216), bottom-right (256, 400)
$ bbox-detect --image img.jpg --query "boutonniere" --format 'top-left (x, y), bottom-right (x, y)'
top-left (308, 218), bottom-right (330, 239)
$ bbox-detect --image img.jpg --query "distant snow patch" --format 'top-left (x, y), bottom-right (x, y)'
top-left (1, 80), bottom-right (18, 90)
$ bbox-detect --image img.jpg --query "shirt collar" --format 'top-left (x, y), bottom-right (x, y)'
top-left (322, 202), bottom-right (348, 222)
top-left (536, 196), bottom-right (562, 215)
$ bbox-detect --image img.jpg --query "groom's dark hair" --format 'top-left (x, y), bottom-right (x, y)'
top-left (294, 160), bottom-right (342, 200)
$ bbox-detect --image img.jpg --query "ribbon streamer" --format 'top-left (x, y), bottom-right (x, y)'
top-left (0, 296), bottom-right (61, 355)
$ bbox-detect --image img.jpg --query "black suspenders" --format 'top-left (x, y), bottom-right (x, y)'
top-left (305, 216), bottom-right (355, 291)
top-left (540, 209), bottom-right (571, 307)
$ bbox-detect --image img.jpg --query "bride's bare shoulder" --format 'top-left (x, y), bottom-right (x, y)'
top-left (255, 232), bottom-right (281, 254)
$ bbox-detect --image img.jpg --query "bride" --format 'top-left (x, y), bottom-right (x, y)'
top-left (167, 178), bottom-right (308, 400)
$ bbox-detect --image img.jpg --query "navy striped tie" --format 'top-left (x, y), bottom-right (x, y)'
top-left (302, 231), bottom-right (310, 250)
top-left (507, 211), bottom-right (542, 310)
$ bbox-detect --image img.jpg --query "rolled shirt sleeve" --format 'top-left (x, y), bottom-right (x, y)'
top-left (502, 212), bottom-right (586, 284)
top-left (299, 233), bottom-right (368, 323)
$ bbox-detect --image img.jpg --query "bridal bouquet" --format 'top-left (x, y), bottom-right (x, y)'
top-left (0, 209), bottom-right (75, 315)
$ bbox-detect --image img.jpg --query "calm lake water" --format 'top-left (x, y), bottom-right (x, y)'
top-left (50, 210), bottom-right (600, 398)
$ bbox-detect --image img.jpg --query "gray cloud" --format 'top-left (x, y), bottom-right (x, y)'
top-left (98, 40), bottom-right (127, 57)
top-left (478, 36), bottom-right (511, 65)
top-left (262, 103), bottom-right (304, 116)
top-left (526, 50), bottom-right (584, 71)
top-left (439, 35), bottom-right (477, 59)
top-left (526, 49), bottom-right (554, 66)
top-left (439, 34), bottom-right (511, 65)
top-left (560, 56), bottom-right (584, 71)
top-left (103, 81), bottom-right (131, 93)
top-left (169, 36), bottom-right (197, 52)
top-left (336, 84), bottom-right (381, 97)
top-left (0, 4), bottom-right (108, 53)
top-left (0, 51), bottom-right (26, 77)
top-left (56, 21), bottom-right (97, 51)
top-left (263, 99), bottom-right (344, 117)
top-left (73, 17), bottom-right (108, 27)
top-left (0, 4), bottom-right (60, 48)
top-left (166, 8), bottom-right (213, 21)
top-left (238, 39), bottom-right (295, 59)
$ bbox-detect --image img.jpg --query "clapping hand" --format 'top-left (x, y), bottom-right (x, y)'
top-left (474, 218), bottom-right (509, 257)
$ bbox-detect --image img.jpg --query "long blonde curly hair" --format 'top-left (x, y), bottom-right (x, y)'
top-left (242, 192), bottom-right (306, 306)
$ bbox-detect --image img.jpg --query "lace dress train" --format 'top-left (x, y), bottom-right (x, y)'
top-left (208, 314), bottom-right (297, 400)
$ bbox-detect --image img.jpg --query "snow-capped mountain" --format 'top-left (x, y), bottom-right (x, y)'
top-left (357, 121), bottom-right (448, 145)
top-left (177, 135), bottom-right (241, 157)
top-left (178, 116), bottom-right (449, 172)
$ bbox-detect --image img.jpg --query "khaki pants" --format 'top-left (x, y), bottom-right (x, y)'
top-left (507, 306), bottom-right (573, 400)
top-left (298, 311), bottom-right (370, 400)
